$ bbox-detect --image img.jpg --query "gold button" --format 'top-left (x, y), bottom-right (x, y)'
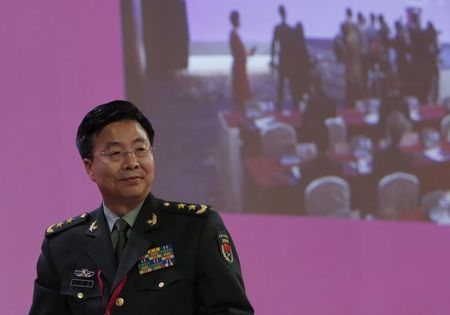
top-left (76, 292), bottom-right (84, 299)
top-left (158, 281), bottom-right (165, 288)
top-left (115, 297), bottom-right (125, 307)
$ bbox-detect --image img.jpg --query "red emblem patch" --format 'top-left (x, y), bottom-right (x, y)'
top-left (217, 232), bottom-right (234, 263)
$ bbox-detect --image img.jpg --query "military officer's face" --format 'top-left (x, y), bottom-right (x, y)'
top-left (83, 120), bottom-right (155, 212)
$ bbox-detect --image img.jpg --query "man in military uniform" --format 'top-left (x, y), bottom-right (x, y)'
top-left (29, 100), bottom-right (254, 315)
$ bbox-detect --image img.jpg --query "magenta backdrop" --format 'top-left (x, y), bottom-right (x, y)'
top-left (1, 1), bottom-right (450, 315)
top-left (0, 1), bottom-right (124, 314)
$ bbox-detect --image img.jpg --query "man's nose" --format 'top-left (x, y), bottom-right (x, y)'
top-left (122, 152), bottom-right (139, 169)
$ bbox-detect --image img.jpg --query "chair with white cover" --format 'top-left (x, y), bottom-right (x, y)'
top-left (440, 114), bottom-right (450, 141)
top-left (260, 122), bottom-right (297, 157)
top-left (378, 172), bottom-right (420, 218)
top-left (216, 111), bottom-right (244, 211)
top-left (324, 117), bottom-right (347, 149)
top-left (305, 176), bottom-right (357, 218)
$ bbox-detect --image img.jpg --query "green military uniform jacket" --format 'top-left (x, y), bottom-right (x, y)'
top-left (29, 194), bottom-right (254, 315)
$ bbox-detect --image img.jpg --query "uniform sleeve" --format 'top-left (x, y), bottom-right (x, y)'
top-left (196, 211), bottom-right (254, 315)
top-left (29, 238), bottom-right (71, 315)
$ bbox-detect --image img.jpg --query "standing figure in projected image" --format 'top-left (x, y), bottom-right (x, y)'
top-left (290, 22), bottom-right (311, 108)
top-left (340, 8), bottom-right (363, 107)
top-left (28, 100), bottom-right (254, 315)
top-left (408, 12), bottom-right (430, 103)
top-left (392, 20), bottom-right (411, 97)
top-left (229, 10), bottom-right (255, 112)
top-left (356, 12), bottom-right (370, 98)
top-left (425, 21), bottom-right (441, 103)
top-left (270, 4), bottom-right (295, 111)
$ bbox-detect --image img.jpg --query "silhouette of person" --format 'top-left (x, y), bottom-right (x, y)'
top-left (299, 123), bottom-right (342, 196)
top-left (290, 22), bottom-right (311, 108)
top-left (377, 14), bottom-right (391, 73)
top-left (392, 20), bottom-right (411, 96)
top-left (340, 7), bottom-right (355, 35)
top-left (372, 111), bottom-right (413, 182)
top-left (229, 10), bottom-right (254, 112)
top-left (270, 5), bottom-right (295, 111)
top-left (367, 12), bottom-right (380, 74)
top-left (425, 21), bottom-right (440, 102)
top-left (408, 12), bottom-right (429, 102)
top-left (341, 19), bottom-right (363, 107)
top-left (301, 75), bottom-right (336, 142)
top-left (357, 12), bottom-right (370, 97)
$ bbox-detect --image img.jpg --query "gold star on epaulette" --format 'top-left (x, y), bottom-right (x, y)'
top-left (46, 224), bottom-right (57, 234)
top-left (196, 204), bottom-right (208, 214)
top-left (161, 200), bottom-right (210, 216)
top-left (66, 218), bottom-right (74, 224)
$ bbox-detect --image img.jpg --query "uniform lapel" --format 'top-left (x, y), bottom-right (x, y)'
top-left (112, 194), bottom-right (160, 289)
top-left (84, 208), bottom-right (116, 286)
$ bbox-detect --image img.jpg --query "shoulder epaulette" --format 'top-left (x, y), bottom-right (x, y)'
top-left (161, 200), bottom-right (210, 216)
top-left (45, 213), bottom-right (90, 237)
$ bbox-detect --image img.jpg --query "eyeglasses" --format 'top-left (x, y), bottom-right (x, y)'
top-left (92, 144), bottom-right (155, 162)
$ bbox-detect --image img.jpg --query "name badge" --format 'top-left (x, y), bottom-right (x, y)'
top-left (70, 279), bottom-right (94, 288)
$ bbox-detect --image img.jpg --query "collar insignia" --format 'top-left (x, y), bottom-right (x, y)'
top-left (88, 220), bottom-right (98, 232)
top-left (146, 213), bottom-right (158, 227)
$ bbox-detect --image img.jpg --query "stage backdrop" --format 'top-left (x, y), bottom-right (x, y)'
top-left (1, 1), bottom-right (450, 315)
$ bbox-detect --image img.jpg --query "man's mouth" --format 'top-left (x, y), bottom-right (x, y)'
top-left (120, 175), bottom-right (144, 183)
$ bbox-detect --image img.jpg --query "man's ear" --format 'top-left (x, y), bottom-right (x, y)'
top-left (83, 158), bottom-right (96, 182)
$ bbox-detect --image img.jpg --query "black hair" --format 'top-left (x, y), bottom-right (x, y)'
top-left (278, 5), bottom-right (286, 18)
top-left (346, 7), bottom-right (352, 18)
top-left (76, 100), bottom-right (155, 159)
top-left (230, 10), bottom-right (239, 26)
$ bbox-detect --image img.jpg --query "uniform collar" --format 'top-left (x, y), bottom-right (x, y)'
top-left (102, 201), bottom-right (144, 232)
top-left (133, 193), bottom-right (160, 231)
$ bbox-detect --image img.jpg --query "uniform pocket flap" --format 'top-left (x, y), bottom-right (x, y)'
top-left (135, 269), bottom-right (185, 291)
top-left (61, 280), bottom-right (101, 300)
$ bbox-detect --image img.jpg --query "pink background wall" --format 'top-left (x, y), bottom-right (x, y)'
top-left (1, 1), bottom-right (450, 314)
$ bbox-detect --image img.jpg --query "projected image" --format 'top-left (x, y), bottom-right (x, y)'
top-left (120, 0), bottom-right (450, 222)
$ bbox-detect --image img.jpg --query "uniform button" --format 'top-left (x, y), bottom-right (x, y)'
top-left (115, 297), bottom-right (125, 307)
top-left (76, 292), bottom-right (84, 299)
top-left (158, 281), bottom-right (165, 288)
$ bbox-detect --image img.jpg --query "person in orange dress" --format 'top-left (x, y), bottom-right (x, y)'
top-left (229, 10), bottom-right (255, 112)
